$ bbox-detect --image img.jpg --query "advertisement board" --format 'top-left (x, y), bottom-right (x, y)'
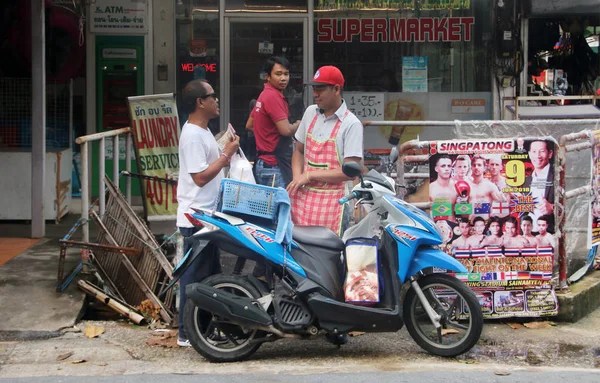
top-left (428, 138), bottom-right (558, 318)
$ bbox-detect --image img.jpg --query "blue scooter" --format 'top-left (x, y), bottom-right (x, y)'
top-left (182, 162), bottom-right (482, 362)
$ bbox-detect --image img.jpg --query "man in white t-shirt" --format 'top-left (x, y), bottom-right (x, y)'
top-left (176, 79), bottom-right (239, 347)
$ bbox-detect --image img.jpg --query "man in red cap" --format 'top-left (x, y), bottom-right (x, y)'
top-left (287, 66), bottom-right (363, 235)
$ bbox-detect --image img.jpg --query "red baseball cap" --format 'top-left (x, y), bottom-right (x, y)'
top-left (305, 66), bottom-right (345, 87)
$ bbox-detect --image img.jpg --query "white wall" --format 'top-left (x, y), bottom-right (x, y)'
top-left (152, 0), bottom-right (176, 94)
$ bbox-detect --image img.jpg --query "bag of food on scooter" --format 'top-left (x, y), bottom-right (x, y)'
top-left (344, 237), bottom-right (380, 305)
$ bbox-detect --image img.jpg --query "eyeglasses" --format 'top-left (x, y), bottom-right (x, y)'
top-left (199, 93), bottom-right (218, 100)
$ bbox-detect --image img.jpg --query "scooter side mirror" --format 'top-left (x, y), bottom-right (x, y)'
top-left (342, 162), bottom-right (363, 178)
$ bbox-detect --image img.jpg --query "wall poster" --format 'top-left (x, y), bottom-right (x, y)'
top-left (428, 138), bottom-right (558, 318)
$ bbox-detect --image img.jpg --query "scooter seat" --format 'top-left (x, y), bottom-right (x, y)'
top-left (292, 226), bottom-right (345, 251)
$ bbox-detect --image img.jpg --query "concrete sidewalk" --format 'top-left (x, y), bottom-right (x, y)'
top-left (0, 238), bottom-right (85, 339)
top-left (0, 212), bottom-right (178, 340)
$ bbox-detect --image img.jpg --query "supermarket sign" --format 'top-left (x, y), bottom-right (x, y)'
top-left (317, 17), bottom-right (474, 43)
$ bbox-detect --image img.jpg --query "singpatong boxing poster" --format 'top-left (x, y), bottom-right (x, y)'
top-left (428, 138), bottom-right (558, 318)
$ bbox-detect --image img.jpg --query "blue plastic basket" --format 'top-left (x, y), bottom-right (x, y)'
top-left (220, 179), bottom-right (278, 222)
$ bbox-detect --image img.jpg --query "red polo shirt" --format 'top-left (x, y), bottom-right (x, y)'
top-left (251, 83), bottom-right (289, 166)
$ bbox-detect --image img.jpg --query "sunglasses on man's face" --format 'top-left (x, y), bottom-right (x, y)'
top-left (199, 93), bottom-right (218, 100)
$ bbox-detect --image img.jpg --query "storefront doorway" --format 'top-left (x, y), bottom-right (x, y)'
top-left (223, 18), bottom-right (309, 147)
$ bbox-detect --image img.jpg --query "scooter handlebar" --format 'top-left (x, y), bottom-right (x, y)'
top-left (338, 191), bottom-right (358, 205)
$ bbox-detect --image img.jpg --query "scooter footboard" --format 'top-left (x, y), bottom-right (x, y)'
top-left (307, 295), bottom-right (402, 333)
top-left (402, 247), bottom-right (467, 282)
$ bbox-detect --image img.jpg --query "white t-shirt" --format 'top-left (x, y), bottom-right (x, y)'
top-left (295, 101), bottom-right (364, 162)
top-left (176, 122), bottom-right (223, 228)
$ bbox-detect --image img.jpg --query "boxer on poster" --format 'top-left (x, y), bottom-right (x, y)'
top-left (468, 155), bottom-right (506, 220)
top-left (452, 155), bottom-right (472, 182)
top-left (450, 218), bottom-right (471, 248)
top-left (481, 216), bottom-right (504, 247)
top-left (465, 216), bottom-right (487, 248)
top-left (536, 214), bottom-right (556, 248)
top-left (487, 154), bottom-right (507, 191)
top-left (429, 155), bottom-right (458, 222)
top-left (520, 214), bottom-right (538, 247)
top-left (502, 216), bottom-right (529, 248)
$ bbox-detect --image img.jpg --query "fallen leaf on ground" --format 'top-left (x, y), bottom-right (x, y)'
top-left (494, 371), bottom-right (511, 376)
top-left (523, 322), bottom-right (552, 329)
top-left (526, 350), bottom-right (544, 365)
top-left (349, 332), bottom-right (365, 337)
top-left (456, 359), bottom-right (478, 364)
top-left (147, 329), bottom-right (178, 348)
top-left (136, 300), bottom-right (162, 321)
top-left (441, 329), bottom-right (460, 336)
top-left (71, 359), bottom-right (87, 364)
top-left (56, 352), bottom-right (74, 361)
top-left (505, 322), bottom-right (524, 330)
top-left (84, 325), bottom-right (104, 338)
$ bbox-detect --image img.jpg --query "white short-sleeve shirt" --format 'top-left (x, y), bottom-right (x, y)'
top-left (176, 122), bottom-right (223, 228)
top-left (294, 101), bottom-right (364, 162)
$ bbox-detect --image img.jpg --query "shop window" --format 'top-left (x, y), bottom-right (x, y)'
top-left (313, 0), bottom-right (492, 93)
top-left (176, 0), bottom-right (220, 131)
top-left (226, 0), bottom-right (307, 12)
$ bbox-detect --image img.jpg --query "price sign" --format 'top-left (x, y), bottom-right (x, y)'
top-left (258, 41), bottom-right (274, 54)
top-left (345, 92), bottom-right (384, 121)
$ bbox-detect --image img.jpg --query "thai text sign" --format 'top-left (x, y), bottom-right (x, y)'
top-left (317, 17), bottom-right (474, 43)
top-left (428, 138), bottom-right (558, 318)
top-left (128, 94), bottom-right (180, 220)
top-left (91, 0), bottom-right (148, 33)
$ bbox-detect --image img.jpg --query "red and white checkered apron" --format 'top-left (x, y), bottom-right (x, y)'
top-left (290, 110), bottom-right (348, 235)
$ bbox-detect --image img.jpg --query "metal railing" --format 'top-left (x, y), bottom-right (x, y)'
top-left (75, 127), bottom-right (133, 243)
top-left (502, 95), bottom-right (600, 120)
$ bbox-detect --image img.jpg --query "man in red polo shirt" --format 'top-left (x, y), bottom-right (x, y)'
top-left (250, 56), bottom-right (300, 188)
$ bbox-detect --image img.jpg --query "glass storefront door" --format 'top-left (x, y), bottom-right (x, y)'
top-left (224, 18), bottom-right (309, 158)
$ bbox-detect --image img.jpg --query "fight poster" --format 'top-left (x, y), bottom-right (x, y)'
top-left (428, 138), bottom-right (558, 318)
top-left (589, 130), bottom-right (600, 248)
top-left (128, 94), bottom-right (180, 221)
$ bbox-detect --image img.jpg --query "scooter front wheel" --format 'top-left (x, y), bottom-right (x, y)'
top-left (403, 273), bottom-right (483, 357)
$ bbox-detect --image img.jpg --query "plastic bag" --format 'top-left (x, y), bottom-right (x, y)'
top-left (344, 237), bottom-right (380, 305)
top-left (229, 148), bottom-right (256, 184)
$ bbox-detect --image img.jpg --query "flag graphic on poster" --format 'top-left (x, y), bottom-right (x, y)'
top-left (473, 202), bottom-right (491, 214)
top-left (521, 248), bottom-right (537, 257)
top-left (492, 201), bottom-right (511, 216)
top-left (481, 273), bottom-right (495, 281)
top-left (468, 273), bottom-right (481, 281)
top-left (454, 248), bottom-right (470, 259)
top-left (530, 272), bottom-right (552, 280)
top-left (455, 203), bottom-right (473, 215)
top-left (471, 248), bottom-right (486, 258)
top-left (429, 138), bottom-right (558, 319)
top-left (432, 202), bottom-right (452, 218)
top-left (486, 247), bottom-right (503, 257)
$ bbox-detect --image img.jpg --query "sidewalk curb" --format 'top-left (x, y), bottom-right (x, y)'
top-left (555, 270), bottom-right (600, 322)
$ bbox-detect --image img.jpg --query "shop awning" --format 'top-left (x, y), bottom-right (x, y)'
top-left (506, 104), bottom-right (600, 119)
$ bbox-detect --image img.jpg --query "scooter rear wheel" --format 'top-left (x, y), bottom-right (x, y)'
top-left (183, 274), bottom-right (266, 362)
top-left (403, 273), bottom-right (483, 357)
